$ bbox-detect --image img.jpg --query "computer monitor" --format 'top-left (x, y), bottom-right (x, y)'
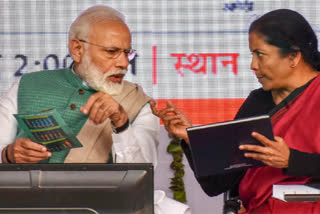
top-left (0, 163), bottom-right (153, 214)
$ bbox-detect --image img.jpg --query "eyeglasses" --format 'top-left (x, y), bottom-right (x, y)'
top-left (79, 39), bottom-right (135, 59)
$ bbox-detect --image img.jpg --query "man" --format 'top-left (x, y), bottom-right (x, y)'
top-left (0, 5), bottom-right (159, 165)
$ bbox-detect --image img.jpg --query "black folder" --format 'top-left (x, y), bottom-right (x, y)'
top-left (186, 115), bottom-right (274, 177)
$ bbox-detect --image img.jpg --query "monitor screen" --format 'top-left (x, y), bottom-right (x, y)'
top-left (0, 163), bottom-right (153, 214)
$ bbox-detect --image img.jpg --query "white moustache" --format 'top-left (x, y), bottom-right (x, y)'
top-left (105, 70), bottom-right (127, 77)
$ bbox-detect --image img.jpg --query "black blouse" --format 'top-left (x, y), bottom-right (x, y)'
top-left (181, 87), bottom-right (320, 198)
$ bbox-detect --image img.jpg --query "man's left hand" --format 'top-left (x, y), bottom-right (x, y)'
top-left (239, 132), bottom-right (290, 168)
top-left (80, 91), bottom-right (127, 126)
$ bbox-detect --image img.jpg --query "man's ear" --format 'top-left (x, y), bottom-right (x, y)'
top-left (69, 39), bottom-right (84, 63)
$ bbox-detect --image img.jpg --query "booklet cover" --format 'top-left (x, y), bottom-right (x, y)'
top-left (14, 109), bottom-right (83, 152)
top-left (186, 115), bottom-right (274, 177)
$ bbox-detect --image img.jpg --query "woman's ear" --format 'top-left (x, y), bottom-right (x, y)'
top-left (289, 51), bottom-right (302, 68)
top-left (69, 39), bottom-right (84, 63)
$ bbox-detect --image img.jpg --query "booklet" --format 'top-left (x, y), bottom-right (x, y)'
top-left (186, 115), bottom-right (274, 177)
top-left (14, 109), bottom-right (83, 152)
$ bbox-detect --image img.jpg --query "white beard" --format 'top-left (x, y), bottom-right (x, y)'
top-left (75, 53), bottom-right (126, 96)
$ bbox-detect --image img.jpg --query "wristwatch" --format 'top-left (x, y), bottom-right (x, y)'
top-left (112, 118), bottom-right (130, 134)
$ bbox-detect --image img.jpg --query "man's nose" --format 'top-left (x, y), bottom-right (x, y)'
top-left (115, 52), bottom-right (129, 69)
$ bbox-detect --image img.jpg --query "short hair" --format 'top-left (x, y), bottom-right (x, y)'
top-left (69, 5), bottom-right (125, 42)
top-left (249, 9), bottom-right (320, 71)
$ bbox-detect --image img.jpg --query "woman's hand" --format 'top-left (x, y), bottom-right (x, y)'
top-left (150, 100), bottom-right (192, 143)
top-left (239, 132), bottom-right (290, 168)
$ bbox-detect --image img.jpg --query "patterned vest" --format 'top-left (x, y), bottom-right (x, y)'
top-left (17, 69), bottom-right (151, 163)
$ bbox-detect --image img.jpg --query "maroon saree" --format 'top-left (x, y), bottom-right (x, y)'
top-left (239, 75), bottom-right (320, 213)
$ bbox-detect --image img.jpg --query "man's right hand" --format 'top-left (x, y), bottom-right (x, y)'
top-left (5, 138), bottom-right (51, 163)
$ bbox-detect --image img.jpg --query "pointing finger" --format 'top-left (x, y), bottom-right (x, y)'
top-left (150, 100), bottom-right (160, 116)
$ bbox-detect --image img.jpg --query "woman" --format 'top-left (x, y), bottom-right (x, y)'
top-left (151, 9), bottom-right (320, 213)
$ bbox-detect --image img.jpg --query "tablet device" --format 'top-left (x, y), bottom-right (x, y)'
top-left (186, 115), bottom-right (274, 176)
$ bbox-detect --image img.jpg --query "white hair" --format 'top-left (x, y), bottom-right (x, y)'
top-left (68, 5), bottom-right (126, 42)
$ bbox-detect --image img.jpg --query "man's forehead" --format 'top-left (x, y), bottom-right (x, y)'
top-left (89, 21), bottom-right (131, 45)
top-left (91, 20), bottom-right (130, 35)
